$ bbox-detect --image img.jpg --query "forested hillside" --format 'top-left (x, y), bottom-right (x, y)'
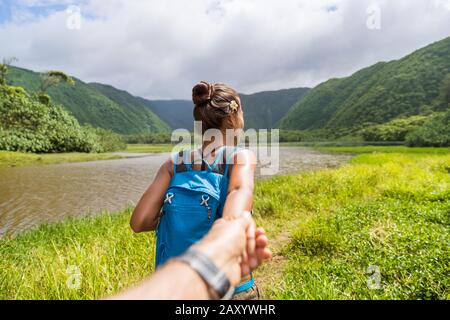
top-left (8, 67), bottom-right (169, 134)
top-left (142, 99), bottom-right (193, 130)
top-left (88, 83), bottom-right (170, 132)
top-left (280, 37), bottom-right (450, 135)
top-left (147, 87), bottom-right (309, 130)
top-left (240, 88), bottom-right (309, 129)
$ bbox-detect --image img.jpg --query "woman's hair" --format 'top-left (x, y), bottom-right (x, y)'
top-left (192, 81), bottom-right (244, 133)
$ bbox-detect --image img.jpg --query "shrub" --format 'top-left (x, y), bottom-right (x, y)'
top-left (0, 85), bottom-right (99, 153)
top-left (406, 110), bottom-right (450, 147)
top-left (362, 115), bottom-right (429, 142)
top-left (84, 126), bottom-right (126, 152)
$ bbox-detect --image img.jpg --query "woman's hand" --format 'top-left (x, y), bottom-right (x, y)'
top-left (192, 213), bottom-right (272, 287)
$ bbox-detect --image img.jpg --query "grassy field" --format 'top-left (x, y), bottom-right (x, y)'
top-left (255, 152), bottom-right (449, 299)
top-left (0, 148), bottom-right (449, 299)
top-left (0, 144), bottom-right (176, 169)
top-left (0, 151), bottom-right (121, 169)
top-left (124, 144), bottom-right (178, 153)
top-left (318, 146), bottom-right (450, 154)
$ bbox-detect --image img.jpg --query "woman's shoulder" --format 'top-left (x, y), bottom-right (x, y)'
top-left (160, 152), bottom-right (179, 177)
top-left (224, 146), bottom-right (256, 167)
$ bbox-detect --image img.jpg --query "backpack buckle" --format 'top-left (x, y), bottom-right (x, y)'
top-left (200, 195), bottom-right (210, 206)
top-left (164, 193), bottom-right (174, 204)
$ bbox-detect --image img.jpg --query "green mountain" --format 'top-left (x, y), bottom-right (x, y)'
top-left (240, 88), bottom-right (309, 129)
top-left (280, 37), bottom-right (450, 133)
top-left (146, 87), bottom-right (309, 130)
top-left (7, 66), bottom-right (307, 133)
top-left (145, 100), bottom-right (194, 130)
top-left (88, 82), bottom-right (171, 132)
top-left (7, 67), bottom-right (170, 134)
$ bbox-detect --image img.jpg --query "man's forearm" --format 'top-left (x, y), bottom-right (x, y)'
top-left (111, 261), bottom-right (210, 300)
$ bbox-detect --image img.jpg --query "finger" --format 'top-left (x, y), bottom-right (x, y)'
top-left (235, 215), bottom-right (251, 233)
top-left (255, 235), bottom-right (268, 248)
top-left (247, 222), bottom-right (258, 269)
top-left (255, 227), bottom-right (266, 236)
top-left (255, 248), bottom-right (265, 267)
top-left (236, 211), bottom-right (256, 267)
top-left (240, 259), bottom-right (251, 276)
top-left (263, 248), bottom-right (272, 259)
top-left (255, 248), bottom-right (272, 267)
top-left (247, 221), bottom-right (256, 253)
top-left (241, 249), bottom-right (248, 270)
top-left (213, 218), bottom-right (226, 226)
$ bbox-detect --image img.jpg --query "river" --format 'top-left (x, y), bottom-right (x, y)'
top-left (0, 147), bottom-right (352, 236)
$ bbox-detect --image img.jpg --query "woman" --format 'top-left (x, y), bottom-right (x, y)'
top-left (130, 81), bottom-right (259, 299)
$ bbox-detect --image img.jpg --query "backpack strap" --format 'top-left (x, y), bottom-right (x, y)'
top-left (173, 150), bottom-right (191, 174)
top-left (183, 150), bottom-right (192, 171)
top-left (210, 146), bottom-right (229, 175)
top-left (211, 147), bottom-right (228, 175)
top-left (173, 147), bottom-right (232, 175)
top-left (211, 146), bottom-right (244, 176)
top-left (172, 152), bottom-right (179, 174)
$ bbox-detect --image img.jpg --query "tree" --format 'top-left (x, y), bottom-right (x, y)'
top-left (406, 110), bottom-right (450, 147)
top-left (39, 70), bottom-right (75, 93)
top-left (0, 57), bottom-right (18, 85)
top-left (437, 73), bottom-right (450, 110)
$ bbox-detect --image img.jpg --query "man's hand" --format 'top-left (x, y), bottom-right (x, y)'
top-left (110, 214), bottom-right (271, 300)
top-left (192, 214), bottom-right (272, 287)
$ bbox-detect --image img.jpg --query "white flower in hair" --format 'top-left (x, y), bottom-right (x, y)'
top-left (229, 100), bottom-right (239, 112)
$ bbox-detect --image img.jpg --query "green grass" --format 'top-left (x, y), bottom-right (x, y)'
top-left (254, 152), bottom-right (450, 299)
top-left (0, 209), bottom-right (154, 299)
top-left (0, 151), bottom-right (121, 169)
top-left (317, 146), bottom-right (450, 154)
top-left (1, 150), bottom-right (449, 299)
top-left (124, 144), bottom-right (188, 153)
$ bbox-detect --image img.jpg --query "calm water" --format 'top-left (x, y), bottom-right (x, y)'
top-left (0, 147), bottom-right (352, 236)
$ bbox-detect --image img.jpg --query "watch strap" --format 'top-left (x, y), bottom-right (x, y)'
top-left (176, 248), bottom-right (234, 300)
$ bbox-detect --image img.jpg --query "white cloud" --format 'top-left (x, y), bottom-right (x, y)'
top-left (0, 0), bottom-right (449, 99)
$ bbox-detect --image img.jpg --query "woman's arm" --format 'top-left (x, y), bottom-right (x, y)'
top-left (130, 157), bottom-right (173, 233)
top-left (222, 149), bottom-right (256, 220)
top-left (221, 149), bottom-right (258, 271)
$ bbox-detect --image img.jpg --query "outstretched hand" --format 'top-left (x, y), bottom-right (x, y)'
top-left (192, 212), bottom-right (272, 287)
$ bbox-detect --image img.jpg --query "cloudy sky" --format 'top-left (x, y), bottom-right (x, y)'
top-left (0, 0), bottom-right (449, 99)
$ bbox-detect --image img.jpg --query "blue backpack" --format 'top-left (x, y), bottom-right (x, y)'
top-left (155, 146), bottom-right (254, 294)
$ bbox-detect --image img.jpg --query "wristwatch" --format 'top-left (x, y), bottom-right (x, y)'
top-left (175, 248), bottom-right (235, 300)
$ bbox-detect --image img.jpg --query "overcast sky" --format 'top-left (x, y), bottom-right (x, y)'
top-left (0, 0), bottom-right (449, 99)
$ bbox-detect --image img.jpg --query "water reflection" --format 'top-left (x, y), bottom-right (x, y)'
top-left (0, 147), bottom-right (351, 235)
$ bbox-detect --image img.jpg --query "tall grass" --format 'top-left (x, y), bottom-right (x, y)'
top-left (254, 152), bottom-right (450, 299)
top-left (0, 210), bottom-right (155, 299)
top-left (1, 150), bottom-right (449, 299)
top-left (124, 143), bottom-right (191, 153)
top-left (124, 144), bottom-right (180, 154)
top-left (0, 151), bottom-right (121, 168)
top-left (317, 145), bottom-right (450, 154)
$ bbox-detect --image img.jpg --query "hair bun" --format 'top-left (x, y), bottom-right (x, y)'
top-left (192, 81), bottom-right (214, 106)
